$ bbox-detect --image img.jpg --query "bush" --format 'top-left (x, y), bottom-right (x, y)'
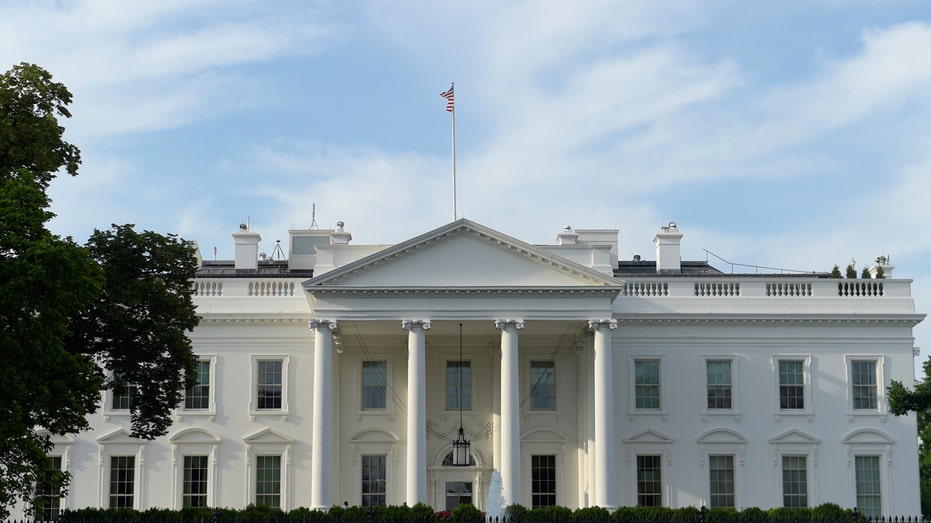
top-left (706, 507), bottom-right (740, 523)
top-left (738, 507), bottom-right (768, 522)
top-left (573, 506), bottom-right (612, 523)
top-left (503, 503), bottom-right (527, 523)
top-left (450, 503), bottom-right (483, 523)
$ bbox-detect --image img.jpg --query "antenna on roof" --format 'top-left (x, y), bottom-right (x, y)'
top-left (271, 240), bottom-right (285, 260)
top-left (310, 203), bottom-right (319, 230)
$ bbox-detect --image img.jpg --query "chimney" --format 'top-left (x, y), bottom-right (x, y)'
top-left (557, 225), bottom-right (579, 245)
top-left (330, 221), bottom-right (352, 245)
top-left (653, 222), bottom-right (683, 273)
top-left (869, 255), bottom-right (894, 279)
top-left (233, 224), bottom-right (261, 270)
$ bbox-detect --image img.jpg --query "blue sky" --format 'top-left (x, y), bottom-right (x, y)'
top-left (3, 1), bottom-right (931, 366)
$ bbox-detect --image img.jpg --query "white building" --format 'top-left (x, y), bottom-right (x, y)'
top-left (30, 219), bottom-right (924, 517)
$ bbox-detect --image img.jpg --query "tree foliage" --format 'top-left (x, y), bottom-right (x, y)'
top-left (888, 356), bottom-right (931, 514)
top-left (0, 63), bottom-right (199, 518)
top-left (0, 62), bottom-right (81, 188)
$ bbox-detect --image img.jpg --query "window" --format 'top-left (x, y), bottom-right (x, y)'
top-left (257, 360), bottom-right (283, 410)
top-left (531, 454), bottom-right (556, 508)
top-left (855, 456), bottom-right (881, 518)
top-left (445, 481), bottom-right (472, 511)
top-left (182, 456), bottom-right (208, 508)
top-left (852, 361), bottom-right (878, 410)
top-left (446, 361), bottom-right (471, 410)
top-left (636, 455), bottom-right (662, 507)
top-left (634, 360), bottom-right (660, 410)
top-left (779, 361), bottom-right (805, 410)
top-left (35, 455), bottom-right (63, 520)
top-left (708, 455), bottom-right (735, 508)
top-left (782, 456), bottom-right (808, 507)
top-left (109, 456), bottom-right (135, 508)
top-left (361, 455), bottom-right (386, 507)
top-left (111, 374), bottom-right (136, 411)
top-left (529, 361), bottom-right (555, 410)
top-left (362, 361), bottom-right (387, 410)
top-left (184, 361), bottom-right (210, 410)
top-left (255, 455), bottom-right (281, 508)
top-left (706, 360), bottom-right (732, 409)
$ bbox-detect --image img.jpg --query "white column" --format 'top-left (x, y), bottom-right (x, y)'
top-left (589, 319), bottom-right (618, 509)
top-left (310, 319), bottom-right (338, 510)
top-left (402, 319), bottom-right (431, 506)
top-left (495, 319), bottom-right (524, 505)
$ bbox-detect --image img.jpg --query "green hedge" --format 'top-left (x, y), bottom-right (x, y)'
top-left (54, 503), bottom-right (874, 523)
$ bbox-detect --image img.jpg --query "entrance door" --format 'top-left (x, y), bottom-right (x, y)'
top-left (445, 481), bottom-right (473, 511)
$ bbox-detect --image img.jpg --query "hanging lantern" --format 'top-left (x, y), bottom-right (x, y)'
top-left (452, 427), bottom-right (470, 466)
top-left (451, 323), bottom-right (471, 466)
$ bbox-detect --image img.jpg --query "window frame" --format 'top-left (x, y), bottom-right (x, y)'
top-left (244, 428), bottom-right (293, 511)
top-left (773, 356), bottom-right (813, 421)
top-left (250, 355), bottom-right (290, 420)
top-left (623, 429), bottom-right (673, 507)
top-left (708, 454), bottom-right (736, 508)
top-left (103, 372), bottom-right (136, 420)
top-left (768, 429), bottom-right (820, 508)
top-left (96, 430), bottom-right (145, 510)
top-left (628, 356), bottom-right (667, 420)
top-left (700, 355), bottom-right (740, 421)
top-left (362, 360), bottom-right (388, 411)
top-left (845, 355), bottom-right (886, 419)
top-left (181, 455), bottom-right (209, 508)
top-left (635, 454), bottom-right (663, 507)
top-left (361, 454), bottom-right (387, 507)
top-left (445, 360), bottom-right (473, 411)
top-left (35, 455), bottom-right (64, 520)
top-left (255, 454), bottom-right (283, 508)
top-left (170, 428), bottom-right (220, 509)
top-left (181, 356), bottom-right (216, 419)
top-left (781, 455), bottom-right (809, 508)
top-left (843, 429), bottom-right (892, 517)
top-left (529, 360), bottom-right (556, 411)
top-left (854, 455), bottom-right (882, 518)
top-left (355, 355), bottom-right (395, 418)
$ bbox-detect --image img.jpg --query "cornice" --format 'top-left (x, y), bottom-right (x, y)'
top-left (307, 286), bottom-right (622, 297)
top-left (615, 314), bottom-right (925, 326)
top-left (196, 315), bottom-right (311, 325)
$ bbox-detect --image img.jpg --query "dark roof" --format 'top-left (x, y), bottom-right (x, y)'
top-left (615, 260), bottom-right (724, 277)
top-left (196, 260), bottom-right (314, 278)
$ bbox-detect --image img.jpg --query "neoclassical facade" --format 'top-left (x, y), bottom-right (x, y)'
top-left (24, 219), bottom-right (924, 517)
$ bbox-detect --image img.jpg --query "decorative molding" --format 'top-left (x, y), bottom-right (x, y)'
top-left (401, 319), bottom-right (432, 331)
top-left (494, 319), bottom-right (525, 330)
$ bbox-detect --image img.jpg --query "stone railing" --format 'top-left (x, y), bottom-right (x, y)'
top-left (620, 278), bottom-right (905, 299)
top-left (193, 279), bottom-right (302, 298)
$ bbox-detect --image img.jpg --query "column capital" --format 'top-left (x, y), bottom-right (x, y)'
top-left (588, 319), bottom-right (618, 331)
top-left (401, 319), bottom-right (432, 331)
top-left (494, 319), bottom-right (525, 330)
top-left (309, 319), bottom-right (339, 331)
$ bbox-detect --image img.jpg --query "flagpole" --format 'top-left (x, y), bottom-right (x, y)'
top-left (441, 83), bottom-right (457, 221)
top-left (451, 87), bottom-right (457, 221)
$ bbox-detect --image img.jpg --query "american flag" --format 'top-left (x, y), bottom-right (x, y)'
top-left (440, 84), bottom-right (454, 112)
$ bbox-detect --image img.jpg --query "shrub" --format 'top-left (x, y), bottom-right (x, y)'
top-left (706, 507), bottom-right (740, 523)
top-left (845, 264), bottom-right (857, 279)
top-left (811, 502), bottom-right (848, 522)
top-left (450, 503), bottom-right (483, 523)
top-left (573, 506), bottom-right (612, 523)
top-left (738, 506), bottom-right (768, 522)
top-left (505, 503), bottom-right (528, 523)
top-left (830, 265), bottom-right (842, 278)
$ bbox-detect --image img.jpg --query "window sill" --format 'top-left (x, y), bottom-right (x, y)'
top-left (628, 410), bottom-right (668, 422)
top-left (773, 410), bottom-right (814, 422)
top-left (354, 410), bottom-right (394, 422)
top-left (700, 410), bottom-right (741, 422)
top-left (176, 410), bottom-right (217, 422)
top-left (250, 410), bottom-right (289, 422)
top-left (847, 410), bottom-right (887, 423)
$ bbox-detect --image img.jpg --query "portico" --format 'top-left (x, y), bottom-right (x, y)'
top-left (304, 220), bottom-right (623, 510)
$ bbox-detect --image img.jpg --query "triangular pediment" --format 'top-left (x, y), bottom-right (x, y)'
top-left (305, 219), bottom-right (621, 290)
top-left (96, 428), bottom-right (141, 445)
top-left (769, 429), bottom-right (820, 445)
top-left (243, 428), bottom-right (293, 445)
top-left (624, 429), bottom-right (675, 445)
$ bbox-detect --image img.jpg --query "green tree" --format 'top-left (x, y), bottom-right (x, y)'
top-left (0, 62), bottom-right (80, 188)
top-left (67, 225), bottom-right (200, 437)
top-left (845, 263), bottom-right (857, 278)
top-left (830, 265), bottom-right (842, 278)
top-left (888, 357), bottom-right (931, 515)
top-left (0, 63), bottom-right (200, 518)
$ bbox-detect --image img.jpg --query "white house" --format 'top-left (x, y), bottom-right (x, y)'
top-left (28, 219), bottom-right (924, 518)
